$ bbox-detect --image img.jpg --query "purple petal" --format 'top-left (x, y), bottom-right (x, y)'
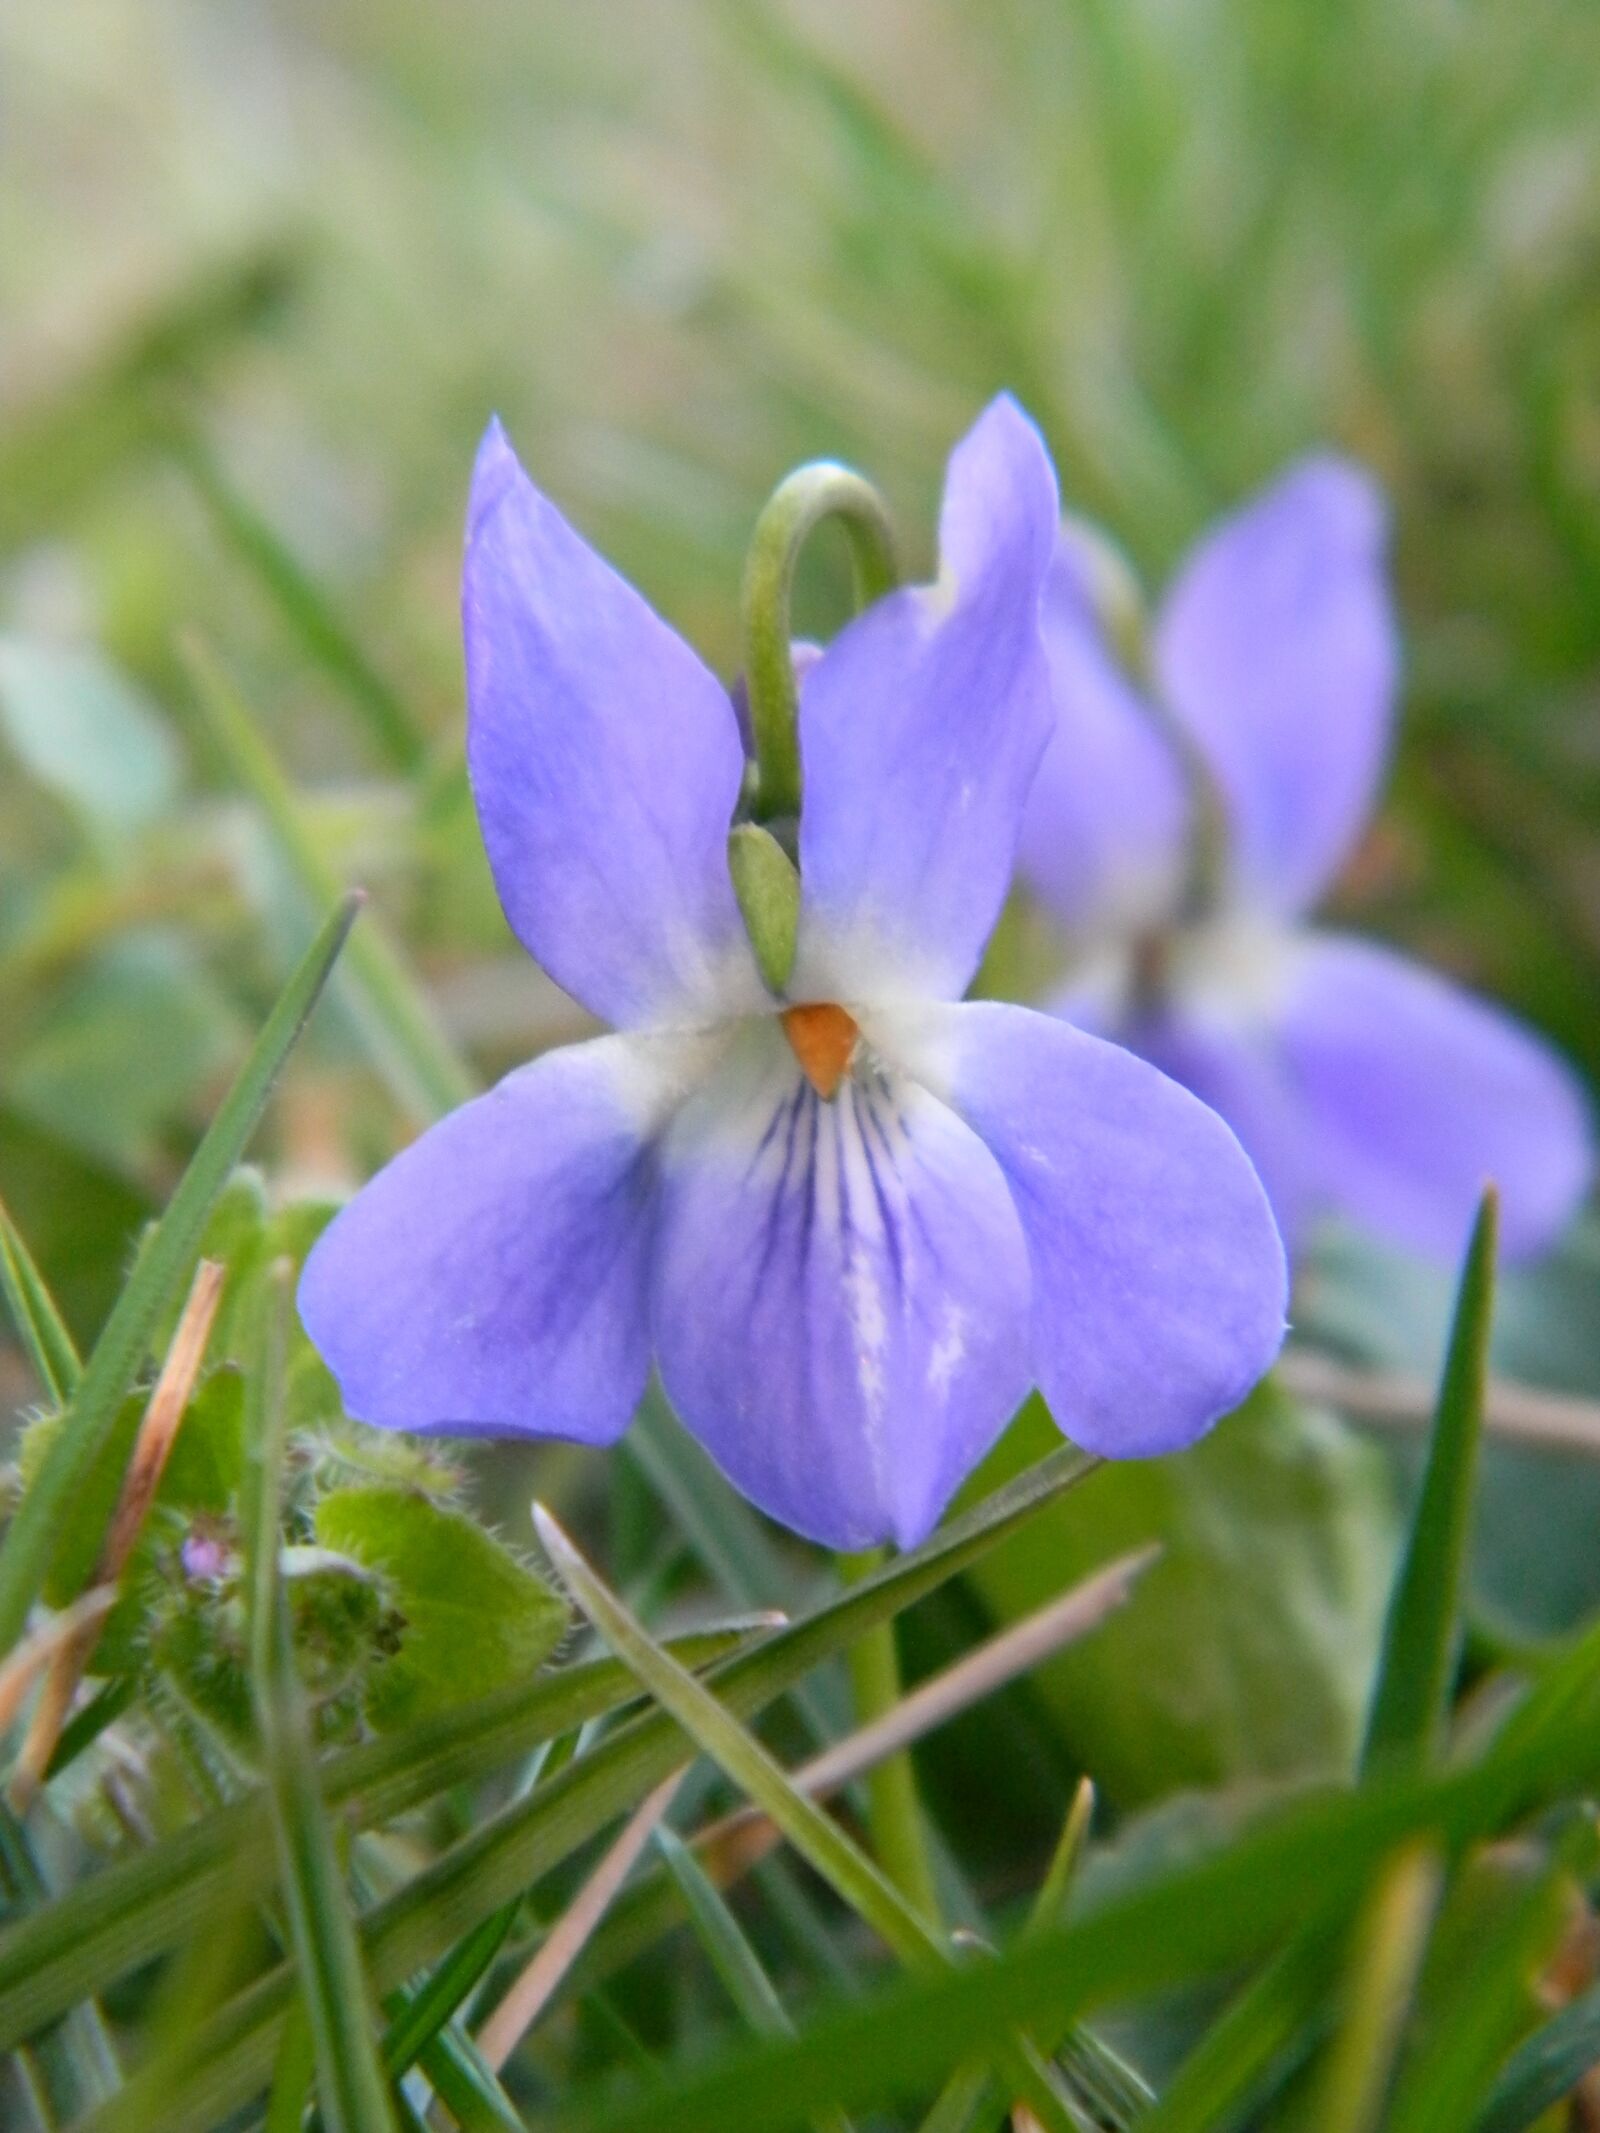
top-left (791, 396), bottom-right (1059, 1003)
top-left (1279, 934), bottom-right (1593, 1260)
top-left (650, 1025), bottom-right (1033, 1549)
top-left (1017, 536), bottom-right (1190, 933)
top-left (298, 1032), bottom-right (702, 1441)
top-left (1116, 1006), bottom-right (1318, 1254)
top-left (876, 1000), bottom-right (1288, 1456)
top-left (1154, 456), bottom-right (1398, 915)
top-left (464, 421), bottom-right (761, 1028)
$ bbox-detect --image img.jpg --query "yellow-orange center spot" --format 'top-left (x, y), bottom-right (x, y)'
top-left (781, 1002), bottom-right (861, 1100)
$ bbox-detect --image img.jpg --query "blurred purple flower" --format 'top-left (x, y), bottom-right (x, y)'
top-left (1019, 457), bottom-right (1593, 1262)
top-left (299, 400), bottom-right (1287, 1551)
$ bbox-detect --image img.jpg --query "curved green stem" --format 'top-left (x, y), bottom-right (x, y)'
top-left (740, 464), bottom-right (900, 824)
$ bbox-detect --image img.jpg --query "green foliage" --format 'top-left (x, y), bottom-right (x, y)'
top-left (1362, 1193), bottom-right (1498, 1777)
top-left (315, 1486), bottom-right (566, 1730)
top-left (965, 1384), bottom-right (1400, 1804)
top-left (0, 636), bottom-right (180, 835)
top-left (3, 7), bottom-right (1600, 2128)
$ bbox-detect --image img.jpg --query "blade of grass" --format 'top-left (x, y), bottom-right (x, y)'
top-left (10, 1259), bottom-right (226, 1810)
top-left (654, 1822), bottom-right (793, 2041)
top-left (0, 892), bottom-right (359, 1659)
top-left (82, 1666), bottom-right (1600, 2133)
top-left (654, 1824), bottom-right (855, 2133)
top-left (0, 1622), bottom-right (765, 2049)
top-left (1025, 1778), bottom-right (1096, 1941)
top-left (0, 1590), bottom-right (117, 1743)
top-left (379, 1908), bottom-right (516, 2083)
top-left (0, 1198), bottom-right (82, 1408)
top-left (1307, 1843), bottom-right (1441, 2133)
top-left (475, 1769), bottom-right (684, 2071)
top-left (695, 1552), bottom-right (1153, 1891)
top-left (504, 1710), bottom-right (1600, 2133)
top-left (168, 423), bottom-right (427, 772)
top-left (0, 1802), bottom-right (121, 2121)
top-left (1361, 1188), bottom-right (1498, 1777)
top-left (72, 1445), bottom-right (1100, 2133)
top-left (181, 635), bottom-right (474, 1124)
top-left (1475, 1978), bottom-right (1600, 2133)
top-left (1129, 1923), bottom-right (1335, 2133)
top-left (1388, 1833), bottom-right (1586, 2133)
top-left (532, 1504), bottom-right (1082, 2133)
top-left (244, 1261), bottom-right (396, 2133)
top-left (414, 2027), bottom-right (525, 2133)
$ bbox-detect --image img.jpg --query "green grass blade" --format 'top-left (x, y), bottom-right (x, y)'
top-left (653, 1825), bottom-right (796, 2039)
top-left (379, 1907), bottom-right (515, 2080)
top-left (1131, 1924), bottom-right (1332, 2133)
top-left (1308, 1844), bottom-right (1440, 2133)
top-left (0, 1624), bottom-right (761, 2051)
top-left (1475, 1978), bottom-right (1600, 2133)
top-left (655, 1825), bottom-right (855, 2133)
top-left (245, 1262), bottom-right (396, 2133)
top-left (74, 1446), bottom-right (1098, 2133)
top-left (181, 636), bottom-right (474, 1124)
top-left (169, 424), bottom-right (427, 773)
top-left (532, 1505), bottom-right (1081, 2133)
top-left (0, 892), bottom-right (359, 1658)
top-left (501, 1708), bottom-right (1600, 2133)
top-left (0, 1804), bottom-right (121, 2121)
top-left (0, 1197), bottom-right (82, 1408)
top-left (1387, 1836), bottom-right (1581, 2133)
top-left (415, 2027), bottom-right (526, 2133)
top-left (1361, 1188), bottom-right (1499, 1777)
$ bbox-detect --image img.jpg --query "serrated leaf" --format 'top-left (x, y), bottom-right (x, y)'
top-left (315, 1485), bottom-right (567, 1730)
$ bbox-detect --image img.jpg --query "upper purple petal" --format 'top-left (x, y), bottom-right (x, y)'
top-left (298, 1031), bottom-right (704, 1440)
top-left (790, 395), bottom-right (1059, 1003)
top-left (650, 1023), bottom-right (1033, 1549)
top-left (463, 421), bottom-right (762, 1029)
top-left (1278, 933), bottom-right (1593, 1260)
top-left (1017, 533), bottom-right (1191, 934)
top-left (1153, 455), bottom-right (1399, 915)
top-left (875, 999), bottom-right (1288, 1456)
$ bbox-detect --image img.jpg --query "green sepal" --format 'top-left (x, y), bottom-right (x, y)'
top-left (728, 823), bottom-right (801, 994)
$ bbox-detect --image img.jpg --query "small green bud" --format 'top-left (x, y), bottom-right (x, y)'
top-left (728, 822), bottom-right (801, 994)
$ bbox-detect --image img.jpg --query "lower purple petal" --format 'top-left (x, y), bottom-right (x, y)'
top-left (298, 1032), bottom-right (703, 1441)
top-left (876, 1000), bottom-right (1288, 1458)
top-left (1280, 934), bottom-right (1593, 1260)
top-left (650, 1025), bottom-right (1033, 1550)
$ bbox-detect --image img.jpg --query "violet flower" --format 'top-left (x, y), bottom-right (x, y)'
top-left (1018, 457), bottom-right (1593, 1262)
top-left (299, 399), bottom-right (1287, 1552)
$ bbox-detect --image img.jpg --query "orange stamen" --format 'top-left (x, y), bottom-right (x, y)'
top-left (781, 1002), bottom-right (860, 1100)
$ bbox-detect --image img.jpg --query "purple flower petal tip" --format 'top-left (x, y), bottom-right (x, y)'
top-left (299, 399), bottom-right (1301, 1553)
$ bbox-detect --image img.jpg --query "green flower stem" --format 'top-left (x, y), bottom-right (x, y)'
top-left (740, 462), bottom-right (899, 825)
top-left (837, 1548), bottom-right (941, 1926)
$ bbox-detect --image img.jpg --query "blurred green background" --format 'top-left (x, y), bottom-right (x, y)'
top-left (3, 0), bottom-right (1599, 1822)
